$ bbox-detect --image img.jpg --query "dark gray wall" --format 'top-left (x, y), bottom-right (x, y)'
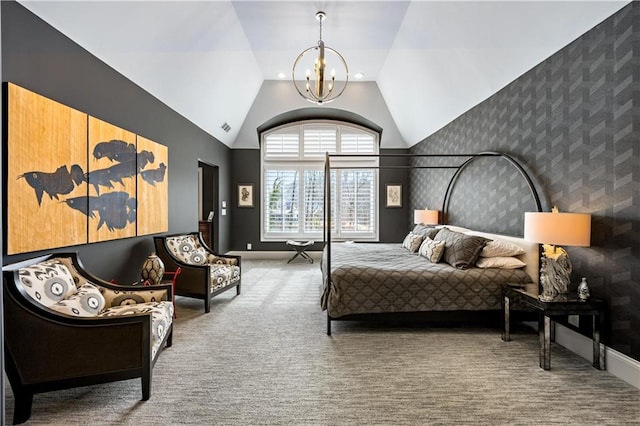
top-left (1, 1), bottom-right (233, 282)
top-left (230, 147), bottom-right (409, 251)
top-left (379, 149), bottom-right (411, 242)
top-left (0, 2), bottom-right (4, 422)
top-left (410, 3), bottom-right (639, 362)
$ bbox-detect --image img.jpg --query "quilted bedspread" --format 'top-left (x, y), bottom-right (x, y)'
top-left (321, 242), bottom-right (532, 318)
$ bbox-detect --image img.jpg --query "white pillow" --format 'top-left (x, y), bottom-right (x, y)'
top-left (476, 256), bottom-right (526, 269)
top-left (480, 239), bottom-right (526, 257)
top-left (402, 232), bottom-right (424, 253)
top-left (418, 237), bottom-right (446, 263)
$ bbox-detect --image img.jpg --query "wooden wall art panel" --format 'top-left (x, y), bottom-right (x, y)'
top-left (87, 116), bottom-right (137, 243)
top-left (7, 83), bottom-right (88, 254)
top-left (136, 135), bottom-right (168, 236)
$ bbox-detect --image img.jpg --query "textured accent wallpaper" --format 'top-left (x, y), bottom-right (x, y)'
top-left (410, 3), bottom-right (639, 361)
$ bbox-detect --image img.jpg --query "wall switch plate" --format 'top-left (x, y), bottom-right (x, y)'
top-left (568, 315), bottom-right (579, 327)
top-left (221, 208), bottom-right (227, 216)
top-left (247, 243), bottom-right (252, 250)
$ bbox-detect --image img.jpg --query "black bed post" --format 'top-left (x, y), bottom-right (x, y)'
top-left (325, 152), bottom-right (332, 336)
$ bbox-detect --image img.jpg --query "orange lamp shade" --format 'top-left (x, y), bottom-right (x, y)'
top-left (414, 209), bottom-right (439, 225)
top-left (524, 210), bottom-right (591, 247)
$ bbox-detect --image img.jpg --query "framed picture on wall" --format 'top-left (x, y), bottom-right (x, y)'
top-left (238, 183), bottom-right (254, 208)
top-left (385, 184), bottom-right (402, 208)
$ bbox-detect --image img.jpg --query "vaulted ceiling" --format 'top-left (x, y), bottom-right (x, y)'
top-left (18, 1), bottom-right (629, 148)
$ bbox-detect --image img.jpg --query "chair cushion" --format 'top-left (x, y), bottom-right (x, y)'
top-left (48, 283), bottom-right (106, 317)
top-left (210, 265), bottom-right (241, 292)
top-left (99, 301), bottom-right (173, 359)
top-left (17, 260), bottom-right (78, 307)
top-left (206, 254), bottom-right (238, 266)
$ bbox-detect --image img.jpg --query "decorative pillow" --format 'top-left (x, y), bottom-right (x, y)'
top-left (412, 224), bottom-right (440, 240)
top-left (49, 283), bottom-right (106, 317)
top-left (418, 237), bottom-right (446, 263)
top-left (17, 261), bottom-right (78, 307)
top-left (402, 232), bottom-right (424, 253)
top-left (481, 239), bottom-right (526, 258)
top-left (188, 248), bottom-right (209, 265)
top-left (476, 256), bottom-right (526, 269)
top-left (435, 227), bottom-right (489, 269)
top-left (166, 235), bottom-right (202, 264)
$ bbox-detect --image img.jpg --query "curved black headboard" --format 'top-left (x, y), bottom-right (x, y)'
top-left (440, 152), bottom-right (543, 234)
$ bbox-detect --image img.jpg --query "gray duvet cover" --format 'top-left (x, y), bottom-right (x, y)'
top-left (321, 242), bottom-right (532, 318)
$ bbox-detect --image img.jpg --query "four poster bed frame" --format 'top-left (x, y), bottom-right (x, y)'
top-left (321, 151), bottom-right (544, 335)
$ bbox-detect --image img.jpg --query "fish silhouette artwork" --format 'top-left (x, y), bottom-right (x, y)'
top-left (136, 150), bottom-right (155, 170)
top-left (64, 191), bottom-right (137, 231)
top-left (93, 140), bottom-right (155, 169)
top-left (92, 140), bottom-right (136, 162)
top-left (85, 160), bottom-right (136, 194)
top-left (140, 163), bottom-right (166, 186)
top-left (19, 164), bottom-right (85, 205)
top-left (87, 150), bottom-right (156, 194)
top-left (18, 138), bottom-right (163, 235)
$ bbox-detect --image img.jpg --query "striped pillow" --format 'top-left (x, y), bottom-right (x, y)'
top-left (402, 232), bottom-right (424, 253)
top-left (418, 237), bottom-right (446, 263)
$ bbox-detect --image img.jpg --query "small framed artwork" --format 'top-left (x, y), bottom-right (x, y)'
top-left (238, 183), bottom-right (254, 208)
top-left (385, 184), bottom-right (402, 208)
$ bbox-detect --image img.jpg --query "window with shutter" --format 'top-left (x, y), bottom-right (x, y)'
top-left (261, 121), bottom-right (378, 241)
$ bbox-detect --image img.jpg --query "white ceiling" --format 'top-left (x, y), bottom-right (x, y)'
top-left (18, 1), bottom-right (630, 147)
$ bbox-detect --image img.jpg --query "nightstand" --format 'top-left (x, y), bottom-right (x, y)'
top-left (502, 283), bottom-right (606, 371)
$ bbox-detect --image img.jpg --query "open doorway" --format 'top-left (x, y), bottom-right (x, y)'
top-left (197, 161), bottom-right (219, 253)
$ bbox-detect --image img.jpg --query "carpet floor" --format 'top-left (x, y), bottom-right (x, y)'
top-left (5, 259), bottom-right (640, 425)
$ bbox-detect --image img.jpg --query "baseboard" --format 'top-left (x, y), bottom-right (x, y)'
top-left (226, 250), bottom-right (322, 260)
top-left (555, 323), bottom-right (640, 390)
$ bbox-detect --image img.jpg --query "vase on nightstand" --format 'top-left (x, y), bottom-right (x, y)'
top-left (141, 253), bottom-right (165, 285)
top-left (577, 277), bottom-right (590, 301)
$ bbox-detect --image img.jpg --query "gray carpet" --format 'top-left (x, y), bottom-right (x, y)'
top-left (5, 259), bottom-right (640, 425)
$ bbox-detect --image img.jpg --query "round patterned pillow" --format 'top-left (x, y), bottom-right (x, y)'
top-left (48, 283), bottom-right (106, 317)
top-left (18, 262), bottom-right (78, 307)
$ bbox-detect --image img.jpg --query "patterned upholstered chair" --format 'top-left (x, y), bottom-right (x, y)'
top-left (2, 252), bottom-right (174, 424)
top-left (154, 232), bottom-right (241, 313)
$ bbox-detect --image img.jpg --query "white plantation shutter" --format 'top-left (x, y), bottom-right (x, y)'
top-left (262, 121), bottom-right (378, 240)
top-left (263, 170), bottom-right (299, 233)
top-left (264, 133), bottom-right (299, 158)
top-left (341, 132), bottom-right (375, 154)
top-left (303, 170), bottom-right (324, 233)
top-left (339, 170), bottom-right (375, 234)
top-left (303, 127), bottom-right (337, 156)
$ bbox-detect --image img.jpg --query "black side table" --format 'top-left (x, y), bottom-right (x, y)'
top-left (502, 283), bottom-right (606, 371)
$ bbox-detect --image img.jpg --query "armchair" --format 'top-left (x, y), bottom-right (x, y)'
top-left (154, 232), bottom-right (241, 313)
top-left (2, 252), bottom-right (174, 424)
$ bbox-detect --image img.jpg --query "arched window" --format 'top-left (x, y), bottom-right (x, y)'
top-left (261, 120), bottom-right (379, 241)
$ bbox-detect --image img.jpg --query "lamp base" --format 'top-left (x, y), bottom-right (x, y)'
top-left (538, 293), bottom-right (569, 302)
top-left (539, 244), bottom-right (572, 302)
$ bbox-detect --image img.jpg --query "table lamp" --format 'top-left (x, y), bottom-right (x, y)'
top-left (414, 208), bottom-right (439, 225)
top-left (524, 207), bottom-right (591, 301)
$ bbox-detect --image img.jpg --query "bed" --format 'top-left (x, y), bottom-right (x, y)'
top-left (321, 152), bottom-right (544, 335)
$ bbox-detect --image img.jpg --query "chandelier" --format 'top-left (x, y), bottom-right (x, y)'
top-left (292, 11), bottom-right (349, 105)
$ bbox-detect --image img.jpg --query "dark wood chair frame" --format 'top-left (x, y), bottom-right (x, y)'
top-left (154, 232), bottom-right (241, 313)
top-left (2, 252), bottom-right (174, 424)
